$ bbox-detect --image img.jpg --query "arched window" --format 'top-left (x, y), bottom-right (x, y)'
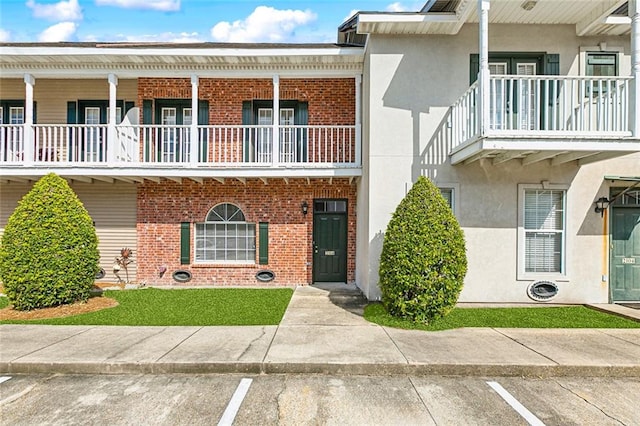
top-left (195, 203), bottom-right (256, 263)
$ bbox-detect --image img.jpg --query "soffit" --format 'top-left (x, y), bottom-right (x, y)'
top-left (0, 44), bottom-right (365, 78)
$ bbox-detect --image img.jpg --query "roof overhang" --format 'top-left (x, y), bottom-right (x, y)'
top-left (0, 44), bottom-right (365, 78)
top-left (352, 0), bottom-right (631, 36)
top-left (604, 175), bottom-right (640, 182)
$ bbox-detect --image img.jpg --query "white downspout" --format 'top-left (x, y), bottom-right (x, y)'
top-left (630, 0), bottom-right (639, 137)
top-left (355, 74), bottom-right (362, 167)
top-left (23, 74), bottom-right (35, 165)
top-left (478, 0), bottom-right (490, 136)
top-left (272, 74), bottom-right (280, 166)
top-left (191, 74), bottom-right (200, 165)
top-left (107, 73), bottom-right (118, 164)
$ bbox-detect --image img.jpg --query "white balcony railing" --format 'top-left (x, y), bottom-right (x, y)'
top-left (450, 75), bottom-right (633, 148)
top-left (1, 124), bottom-right (359, 168)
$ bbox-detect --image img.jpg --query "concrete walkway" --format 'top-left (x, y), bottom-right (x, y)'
top-left (1, 285), bottom-right (639, 377)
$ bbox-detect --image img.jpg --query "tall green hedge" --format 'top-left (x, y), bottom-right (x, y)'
top-left (379, 176), bottom-right (467, 324)
top-left (0, 173), bottom-right (99, 310)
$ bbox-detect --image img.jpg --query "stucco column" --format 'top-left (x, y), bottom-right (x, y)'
top-left (190, 74), bottom-right (200, 165)
top-left (107, 73), bottom-right (118, 164)
top-left (272, 74), bottom-right (280, 166)
top-left (630, 0), bottom-right (640, 137)
top-left (478, 0), bottom-right (490, 135)
top-left (355, 74), bottom-right (362, 166)
top-left (23, 73), bottom-right (35, 165)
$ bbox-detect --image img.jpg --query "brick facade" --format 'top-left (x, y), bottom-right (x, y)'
top-left (137, 178), bottom-right (357, 286)
top-left (137, 77), bottom-right (356, 125)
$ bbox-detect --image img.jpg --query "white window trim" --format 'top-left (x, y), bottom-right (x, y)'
top-left (517, 183), bottom-right (569, 281)
top-left (579, 45), bottom-right (623, 76)
top-left (436, 182), bottom-right (460, 216)
top-left (194, 203), bottom-right (256, 265)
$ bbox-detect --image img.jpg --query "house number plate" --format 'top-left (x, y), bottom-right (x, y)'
top-left (325, 250), bottom-right (336, 256)
top-left (622, 258), bottom-right (636, 264)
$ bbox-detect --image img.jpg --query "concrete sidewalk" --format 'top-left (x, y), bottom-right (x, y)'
top-left (1, 285), bottom-right (639, 377)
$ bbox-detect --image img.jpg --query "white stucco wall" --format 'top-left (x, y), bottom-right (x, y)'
top-left (358, 23), bottom-right (638, 303)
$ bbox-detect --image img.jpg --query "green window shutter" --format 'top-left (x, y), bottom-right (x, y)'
top-left (32, 101), bottom-right (37, 124)
top-left (67, 101), bottom-right (77, 161)
top-left (470, 54), bottom-right (479, 84)
top-left (125, 101), bottom-right (135, 113)
top-left (259, 222), bottom-right (269, 265)
top-left (242, 101), bottom-right (252, 162)
top-left (198, 100), bottom-right (209, 162)
top-left (142, 100), bottom-right (153, 124)
top-left (180, 222), bottom-right (190, 265)
top-left (544, 54), bottom-right (560, 75)
top-left (295, 102), bottom-right (308, 162)
top-left (67, 101), bottom-right (77, 124)
top-left (142, 100), bottom-right (153, 161)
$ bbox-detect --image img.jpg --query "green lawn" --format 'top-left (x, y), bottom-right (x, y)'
top-left (364, 302), bottom-right (640, 331)
top-left (0, 287), bottom-right (293, 326)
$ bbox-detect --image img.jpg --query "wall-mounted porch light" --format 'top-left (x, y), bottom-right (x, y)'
top-left (594, 196), bottom-right (610, 217)
top-left (301, 201), bottom-right (309, 215)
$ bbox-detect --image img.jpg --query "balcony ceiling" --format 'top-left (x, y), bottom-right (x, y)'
top-left (356, 0), bottom-right (631, 36)
top-left (0, 43), bottom-right (364, 78)
top-left (450, 136), bottom-right (640, 166)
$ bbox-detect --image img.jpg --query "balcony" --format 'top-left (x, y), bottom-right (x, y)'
top-left (449, 75), bottom-right (640, 165)
top-left (0, 123), bottom-right (361, 180)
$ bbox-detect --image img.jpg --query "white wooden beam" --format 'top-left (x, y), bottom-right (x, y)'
top-left (236, 177), bottom-right (246, 184)
top-left (213, 177), bottom-right (225, 184)
top-left (166, 177), bottom-right (183, 184)
top-left (68, 176), bottom-right (93, 183)
top-left (259, 177), bottom-right (268, 185)
top-left (283, 177), bottom-right (289, 184)
top-left (90, 176), bottom-right (115, 183)
top-left (551, 151), bottom-right (597, 166)
top-left (492, 151), bottom-right (526, 165)
top-left (521, 151), bottom-right (566, 166)
top-left (189, 177), bottom-right (204, 184)
top-left (143, 176), bottom-right (161, 183)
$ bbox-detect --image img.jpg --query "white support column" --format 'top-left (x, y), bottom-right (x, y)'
top-left (190, 74), bottom-right (200, 165)
top-left (630, 0), bottom-right (640, 137)
top-left (478, 0), bottom-right (490, 135)
top-left (23, 74), bottom-right (35, 165)
top-left (355, 74), bottom-right (362, 166)
top-left (107, 73), bottom-right (118, 164)
top-left (272, 74), bottom-right (280, 166)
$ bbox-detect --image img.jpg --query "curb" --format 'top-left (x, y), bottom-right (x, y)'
top-left (3, 362), bottom-right (640, 378)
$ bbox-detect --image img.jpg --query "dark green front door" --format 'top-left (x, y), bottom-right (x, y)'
top-left (313, 200), bottom-right (347, 283)
top-left (611, 206), bottom-right (640, 301)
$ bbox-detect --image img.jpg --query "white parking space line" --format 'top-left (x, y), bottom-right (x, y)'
top-left (0, 377), bottom-right (11, 384)
top-left (487, 381), bottom-right (546, 426)
top-left (217, 378), bottom-right (253, 426)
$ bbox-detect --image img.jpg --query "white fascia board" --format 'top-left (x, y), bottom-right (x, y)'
top-left (0, 45), bottom-right (364, 58)
top-left (356, 12), bottom-right (459, 33)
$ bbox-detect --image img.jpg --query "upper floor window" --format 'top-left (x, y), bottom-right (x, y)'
top-left (195, 203), bottom-right (256, 263)
top-left (10, 107), bottom-right (24, 125)
top-left (586, 52), bottom-right (617, 77)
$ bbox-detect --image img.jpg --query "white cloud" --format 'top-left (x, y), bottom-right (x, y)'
top-left (115, 31), bottom-right (204, 43)
top-left (38, 21), bottom-right (77, 41)
top-left (26, 0), bottom-right (83, 21)
top-left (386, 2), bottom-right (410, 12)
top-left (211, 6), bottom-right (316, 43)
top-left (343, 9), bottom-right (359, 21)
top-left (95, 0), bottom-right (180, 12)
top-left (0, 29), bottom-right (10, 42)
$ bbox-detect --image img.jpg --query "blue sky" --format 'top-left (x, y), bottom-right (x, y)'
top-left (0, 0), bottom-right (425, 43)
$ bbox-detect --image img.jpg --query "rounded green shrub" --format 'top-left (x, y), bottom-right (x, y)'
top-left (379, 176), bottom-right (467, 324)
top-left (0, 173), bottom-right (99, 310)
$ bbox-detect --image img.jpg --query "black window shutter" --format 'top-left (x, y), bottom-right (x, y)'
top-left (198, 100), bottom-right (209, 162)
top-left (470, 54), bottom-right (480, 84)
top-left (242, 101), bottom-right (252, 162)
top-left (125, 101), bottom-right (135, 113)
top-left (180, 222), bottom-right (190, 265)
top-left (259, 222), bottom-right (269, 264)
